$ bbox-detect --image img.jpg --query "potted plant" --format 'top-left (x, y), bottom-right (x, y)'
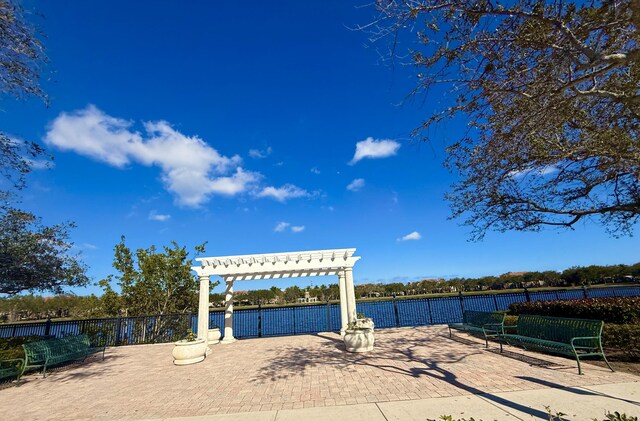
top-left (343, 316), bottom-right (375, 353)
top-left (172, 330), bottom-right (207, 365)
top-left (207, 324), bottom-right (221, 344)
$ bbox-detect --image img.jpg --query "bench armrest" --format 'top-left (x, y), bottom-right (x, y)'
top-left (1, 358), bottom-right (24, 366)
top-left (571, 336), bottom-right (600, 343)
top-left (482, 323), bottom-right (503, 333)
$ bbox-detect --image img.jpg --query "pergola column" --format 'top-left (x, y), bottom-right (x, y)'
top-left (344, 267), bottom-right (357, 323)
top-left (197, 275), bottom-right (210, 343)
top-left (338, 271), bottom-right (348, 335)
top-left (220, 277), bottom-right (236, 344)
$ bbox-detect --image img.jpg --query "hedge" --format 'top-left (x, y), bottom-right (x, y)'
top-left (507, 297), bottom-right (640, 324)
top-left (602, 324), bottom-right (640, 360)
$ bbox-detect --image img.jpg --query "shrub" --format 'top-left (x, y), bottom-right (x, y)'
top-left (0, 336), bottom-right (43, 359)
top-left (602, 324), bottom-right (640, 360)
top-left (508, 297), bottom-right (640, 324)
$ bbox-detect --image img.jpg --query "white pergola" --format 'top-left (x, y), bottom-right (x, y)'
top-left (192, 248), bottom-right (361, 344)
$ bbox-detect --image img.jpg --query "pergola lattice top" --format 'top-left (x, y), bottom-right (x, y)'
top-left (194, 248), bottom-right (360, 280)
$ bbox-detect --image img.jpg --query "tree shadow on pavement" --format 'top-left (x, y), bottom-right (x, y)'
top-left (516, 376), bottom-right (640, 407)
top-left (251, 327), bottom-right (554, 420)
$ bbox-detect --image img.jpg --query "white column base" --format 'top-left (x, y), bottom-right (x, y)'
top-left (219, 336), bottom-right (237, 344)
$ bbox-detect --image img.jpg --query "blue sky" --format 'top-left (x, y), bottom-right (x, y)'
top-left (5, 1), bottom-right (639, 296)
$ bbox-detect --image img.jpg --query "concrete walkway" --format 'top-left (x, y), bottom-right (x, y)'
top-left (0, 326), bottom-right (637, 420)
top-left (157, 381), bottom-right (640, 420)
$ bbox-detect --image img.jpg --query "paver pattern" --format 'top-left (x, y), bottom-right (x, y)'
top-left (0, 325), bottom-right (636, 420)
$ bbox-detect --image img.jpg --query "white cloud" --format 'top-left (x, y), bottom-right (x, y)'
top-left (249, 146), bottom-right (272, 159)
top-left (27, 159), bottom-right (53, 170)
top-left (346, 178), bottom-right (365, 192)
top-left (274, 222), bottom-right (290, 232)
top-left (509, 165), bottom-right (559, 179)
top-left (310, 167), bottom-right (321, 174)
top-left (257, 184), bottom-right (311, 202)
top-left (398, 231), bottom-right (422, 241)
top-left (275, 222), bottom-right (305, 233)
top-left (44, 105), bottom-right (260, 207)
top-left (148, 210), bottom-right (171, 222)
top-left (349, 137), bottom-right (400, 165)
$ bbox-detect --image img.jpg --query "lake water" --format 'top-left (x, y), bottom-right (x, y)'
top-left (2, 285), bottom-right (638, 344)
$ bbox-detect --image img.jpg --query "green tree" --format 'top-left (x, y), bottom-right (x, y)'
top-left (100, 237), bottom-right (207, 317)
top-left (0, 2), bottom-right (87, 296)
top-left (0, 209), bottom-right (88, 295)
top-left (283, 285), bottom-right (303, 303)
top-left (374, 0), bottom-right (639, 239)
top-left (1, 0), bottom-right (49, 203)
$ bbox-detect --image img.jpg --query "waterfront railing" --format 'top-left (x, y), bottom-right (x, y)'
top-left (1, 285), bottom-right (638, 346)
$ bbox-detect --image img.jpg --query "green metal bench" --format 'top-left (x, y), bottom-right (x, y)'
top-left (497, 314), bottom-right (614, 375)
top-left (21, 334), bottom-right (106, 378)
top-left (448, 310), bottom-right (506, 347)
top-left (0, 358), bottom-right (24, 382)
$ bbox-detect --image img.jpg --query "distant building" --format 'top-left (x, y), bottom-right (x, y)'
top-left (297, 290), bottom-right (317, 303)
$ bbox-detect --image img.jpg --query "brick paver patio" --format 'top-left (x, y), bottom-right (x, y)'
top-left (0, 326), bottom-right (636, 420)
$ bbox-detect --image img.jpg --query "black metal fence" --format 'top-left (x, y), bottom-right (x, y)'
top-left (1, 285), bottom-right (638, 346)
top-left (0, 313), bottom-right (192, 347)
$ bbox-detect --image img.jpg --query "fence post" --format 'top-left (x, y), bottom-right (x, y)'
top-left (524, 287), bottom-right (531, 302)
top-left (392, 293), bottom-right (400, 327)
top-left (458, 291), bottom-right (465, 315)
top-left (293, 306), bottom-right (296, 335)
top-left (326, 300), bottom-right (331, 331)
top-left (426, 298), bottom-right (433, 324)
top-left (115, 317), bottom-right (123, 346)
top-left (492, 294), bottom-right (499, 311)
top-left (258, 302), bottom-right (262, 338)
top-left (44, 317), bottom-right (52, 337)
top-left (611, 287), bottom-right (618, 297)
top-left (582, 285), bottom-right (589, 299)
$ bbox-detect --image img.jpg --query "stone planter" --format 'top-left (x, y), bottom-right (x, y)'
top-left (172, 338), bottom-right (207, 365)
top-left (343, 328), bottom-right (375, 353)
top-left (207, 327), bottom-right (221, 343)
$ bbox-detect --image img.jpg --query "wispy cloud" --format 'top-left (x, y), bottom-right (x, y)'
top-left (310, 167), bottom-right (321, 175)
top-left (509, 165), bottom-right (559, 178)
top-left (148, 210), bottom-right (171, 221)
top-left (349, 137), bottom-right (400, 165)
top-left (398, 231), bottom-right (421, 241)
top-left (257, 184), bottom-right (312, 202)
top-left (274, 222), bottom-right (290, 232)
top-left (346, 178), bottom-right (365, 192)
top-left (27, 159), bottom-right (53, 170)
top-left (44, 105), bottom-right (260, 207)
top-left (249, 146), bottom-right (272, 159)
top-left (274, 222), bottom-right (305, 233)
